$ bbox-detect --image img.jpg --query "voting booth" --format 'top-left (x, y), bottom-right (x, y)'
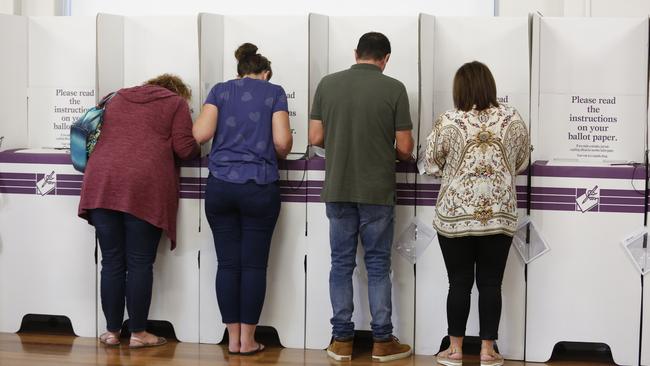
top-left (196, 14), bottom-right (309, 347)
top-left (96, 14), bottom-right (202, 342)
top-left (0, 16), bottom-right (97, 337)
top-left (415, 15), bottom-right (530, 359)
top-left (0, 15), bottom-right (27, 151)
top-left (305, 15), bottom-right (419, 350)
top-left (526, 16), bottom-right (648, 365)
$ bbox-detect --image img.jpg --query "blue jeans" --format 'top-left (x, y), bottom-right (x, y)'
top-left (205, 175), bottom-right (281, 324)
top-left (326, 202), bottom-right (395, 341)
top-left (89, 209), bottom-right (162, 333)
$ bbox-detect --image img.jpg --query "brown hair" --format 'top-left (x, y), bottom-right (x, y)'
top-left (452, 61), bottom-right (498, 112)
top-left (235, 43), bottom-right (272, 80)
top-left (144, 73), bottom-right (192, 100)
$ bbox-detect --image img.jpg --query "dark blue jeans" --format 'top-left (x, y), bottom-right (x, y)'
top-left (89, 208), bottom-right (162, 333)
top-left (205, 175), bottom-right (281, 324)
top-left (326, 202), bottom-right (395, 341)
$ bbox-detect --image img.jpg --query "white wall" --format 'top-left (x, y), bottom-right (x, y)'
top-left (70, 0), bottom-right (494, 16)
top-left (0, 0), bottom-right (16, 14)
top-left (498, 0), bottom-right (650, 17)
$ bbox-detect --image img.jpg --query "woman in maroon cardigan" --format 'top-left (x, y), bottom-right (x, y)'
top-left (78, 74), bottom-right (200, 348)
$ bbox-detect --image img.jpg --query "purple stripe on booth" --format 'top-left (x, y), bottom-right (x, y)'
top-left (281, 195), bottom-right (307, 203)
top-left (600, 205), bottom-right (645, 214)
top-left (279, 159), bottom-right (308, 170)
top-left (396, 161), bottom-right (418, 173)
top-left (56, 188), bottom-right (81, 196)
top-left (600, 188), bottom-right (644, 198)
top-left (599, 197), bottom-right (645, 205)
top-left (531, 187), bottom-right (575, 195)
top-left (415, 198), bottom-right (436, 206)
top-left (531, 194), bottom-right (577, 204)
top-left (0, 179), bottom-right (35, 187)
top-left (307, 196), bottom-right (321, 203)
top-left (180, 184), bottom-right (202, 192)
top-left (531, 202), bottom-right (576, 211)
top-left (0, 186), bottom-right (35, 194)
top-left (56, 174), bottom-right (83, 181)
top-left (0, 151), bottom-right (72, 164)
top-left (56, 181), bottom-right (82, 189)
top-left (0, 172), bottom-right (36, 180)
top-left (307, 158), bottom-right (326, 170)
top-left (180, 192), bottom-right (202, 199)
top-left (306, 181), bottom-right (324, 188)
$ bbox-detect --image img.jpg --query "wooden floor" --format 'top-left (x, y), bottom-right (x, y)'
top-left (0, 332), bottom-right (618, 366)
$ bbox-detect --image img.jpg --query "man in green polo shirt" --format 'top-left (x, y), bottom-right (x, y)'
top-left (309, 31), bottom-right (414, 363)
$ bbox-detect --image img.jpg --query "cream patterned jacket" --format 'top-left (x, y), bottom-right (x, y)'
top-left (423, 105), bottom-right (530, 237)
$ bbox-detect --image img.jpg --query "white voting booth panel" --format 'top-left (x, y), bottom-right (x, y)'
top-left (0, 15), bottom-right (28, 151)
top-left (0, 151), bottom-right (96, 337)
top-left (415, 15), bottom-right (529, 359)
top-left (304, 16), bottom-right (419, 350)
top-left (197, 163), bottom-right (307, 347)
top-left (532, 16), bottom-right (648, 164)
top-left (28, 17), bottom-right (97, 150)
top-left (526, 167), bottom-right (644, 366)
top-left (526, 17), bottom-right (648, 366)
top-left (95, 14), bottom-right (202, 342)
top-left (222, 15), bottom-right (309, 154)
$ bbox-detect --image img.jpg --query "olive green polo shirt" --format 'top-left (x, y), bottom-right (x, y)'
top-left (310, 63), bottom-right (413, 205)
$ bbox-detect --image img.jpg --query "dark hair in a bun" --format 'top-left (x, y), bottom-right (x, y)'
top-left (235, 43), bottom-right (272, 80)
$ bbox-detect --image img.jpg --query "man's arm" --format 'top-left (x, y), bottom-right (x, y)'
top-left (395, 130), bottom-right (414, 161)
top-left (309, 119), bottom-right (325, 147)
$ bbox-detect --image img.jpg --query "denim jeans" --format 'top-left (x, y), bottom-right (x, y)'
top-left (205, 175), bottom-right (281, 324)
top-left (89, 208), bottom-right (162, 333)
top-left (326, 202), bottom-right (395, 340)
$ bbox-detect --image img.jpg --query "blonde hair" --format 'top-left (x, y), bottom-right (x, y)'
top-left (144, 73), bottom-right (192, 100)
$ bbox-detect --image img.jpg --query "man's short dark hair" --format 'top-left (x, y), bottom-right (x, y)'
top-left (356, 32), bottom-right (391, 61)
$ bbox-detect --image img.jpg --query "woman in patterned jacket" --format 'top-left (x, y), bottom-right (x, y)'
top-left (424, 61), bottom-right (530, 366)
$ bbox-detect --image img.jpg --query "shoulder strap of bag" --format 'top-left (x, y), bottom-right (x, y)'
top-left (98, 92), bottom-right (117, 109)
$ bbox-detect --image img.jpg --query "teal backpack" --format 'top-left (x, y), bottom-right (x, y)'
top-left (70, 92), bottom-right (115, 172)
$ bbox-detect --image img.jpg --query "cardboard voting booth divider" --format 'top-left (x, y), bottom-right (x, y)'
top-left (196, 14), bottom-right (309, 347)
top-left (531, 16), bottom-right (648, 164)
top-left (28, 17), bottom-right (97, 150)
top-left (0, 15), bottom-right (28, 151)
top-left (526, 15), bottom-right (648, 365)
top-left (305, 15), bottom-right (419, 350)
top-left (0, 16), bottom-right (97, 337)
top-left (96, 14), bottom-right (202, 342)
top-left (415, 15), bottom-right (530, 359)
top-left (0, 150), bottom-right (97, 337)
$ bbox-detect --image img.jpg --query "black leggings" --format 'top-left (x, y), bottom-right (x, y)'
top-left (438, 234), bottom-right (512, 340)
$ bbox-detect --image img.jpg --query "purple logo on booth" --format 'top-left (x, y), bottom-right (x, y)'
top-left (575, 185), bottom-right (599, 213)
top-left (36, 171), bottom-right (56, 196)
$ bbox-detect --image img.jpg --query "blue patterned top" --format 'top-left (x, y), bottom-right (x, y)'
top-left (205, 78), bottom-right (288, 184)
